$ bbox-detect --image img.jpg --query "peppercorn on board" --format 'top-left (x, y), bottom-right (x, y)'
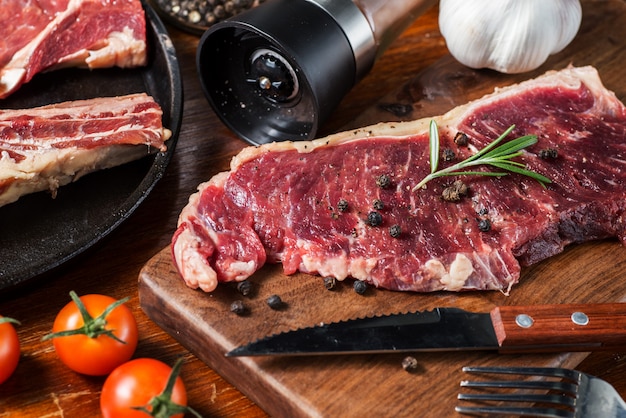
top-left (140, 1), bottom-right (626, 416)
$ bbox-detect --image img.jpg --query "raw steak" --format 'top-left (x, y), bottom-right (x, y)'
top-left (0, 0), bottom-right (146, 99)
top-left (0, 93), bottom-right (170, 207)
top-left (172, 66), bottom-right (626, 294)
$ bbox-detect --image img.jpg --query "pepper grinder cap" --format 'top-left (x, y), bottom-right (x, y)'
top-left (196, 0), bottom-right (376, 145)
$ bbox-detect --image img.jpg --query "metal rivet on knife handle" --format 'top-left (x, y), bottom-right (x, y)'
top-left (491, 303), bottom-right (626, 352)
top-left (571, 311), bottom-right (589, 326)
top-left (515, 314), bottom-right (534, 328)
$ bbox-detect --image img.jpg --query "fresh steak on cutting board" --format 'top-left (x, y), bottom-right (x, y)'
top-left (0, 93), bottom-right (171, 207)
top-left (172, 66), bottom-right (626, 294)
top-left (0, 0), bottom-right (146, 99)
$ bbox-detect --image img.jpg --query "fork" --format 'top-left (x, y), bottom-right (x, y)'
top-left (455, 366), bottom-right (626, 417)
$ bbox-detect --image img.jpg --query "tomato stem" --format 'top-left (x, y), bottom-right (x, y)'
top-left (41, 291), bottom-right (129, 344)
top-left (0, 317), bottom-right (20, 326)
top-left (133, 357), bottom-right (203, 418)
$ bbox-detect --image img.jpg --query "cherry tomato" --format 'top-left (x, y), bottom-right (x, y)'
top-left (0, 316), bottom-right (20, 384)
top-left (100, 358), bottom-right (195, 418)
top-left (46, 292), bottom-right (138, 376)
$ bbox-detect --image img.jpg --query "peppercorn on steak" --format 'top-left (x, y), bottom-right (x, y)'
top-left (0, 93), bottom-right (171, 207)
top-left (172, 66), bottom-right (626, 293)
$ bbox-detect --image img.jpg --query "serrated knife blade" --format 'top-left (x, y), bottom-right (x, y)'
top-left (226, 303), bottom-right (626, 356)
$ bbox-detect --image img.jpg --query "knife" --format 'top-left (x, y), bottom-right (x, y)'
top-left (226, 303), bottom-right (626, 356)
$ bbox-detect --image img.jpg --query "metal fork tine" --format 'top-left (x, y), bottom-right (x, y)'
top-left (462, 366), bottom-right (581, 381)
top-left (455, 405), bottom-right (575, 417)
top-left (458, 366), bottom-right (626, 417)
top-left (461, 379), bottom-right (578, 393)
top-left (458, 392), bottom-right (576, 407)
top-left (457, 366), bottom-right (581, 417)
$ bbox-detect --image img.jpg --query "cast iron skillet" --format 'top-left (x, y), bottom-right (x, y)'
top-left (0, 3), bottom-right (183, 293)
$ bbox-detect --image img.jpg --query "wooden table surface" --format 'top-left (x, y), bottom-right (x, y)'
top-left (3, 4), bottom-right (626, 417)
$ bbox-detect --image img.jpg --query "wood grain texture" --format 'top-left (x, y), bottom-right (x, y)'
top-left (4, 1), bottom-right (626, 417)
top-left (139, 239), bottom-right (624, 417)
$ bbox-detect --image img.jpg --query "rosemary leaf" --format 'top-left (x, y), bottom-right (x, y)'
top-left (488, 161), bottom-right (552, 183)
top-left (428, 119), bottom-right (440, 174)
top-left (464, 124), bottom-right (515, 162)
top-left (412, 122), bottom-right (552, 192)
top-left (485, 135), bottom-right (538, 158)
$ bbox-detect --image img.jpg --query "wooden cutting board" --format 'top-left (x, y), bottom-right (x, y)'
top-left (139, 2), bottom-right (626, 416)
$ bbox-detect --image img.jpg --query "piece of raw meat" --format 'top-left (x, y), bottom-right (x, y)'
top-left (172, 66), bottom-right (626, 294)
top-left (0, 0), bottom-right (146, 99)
top-left (0, 93), bottom-right (170, 207)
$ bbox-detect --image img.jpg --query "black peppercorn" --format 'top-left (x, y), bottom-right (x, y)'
top-left (539, 148), bottom-right (558, 159)
top-left (389, 224), bottom-right (401, 238)
top-left (376, 174), bottom-right (391, 189)
top-left (337, 199), bottom-right (349, 212)
top-left (152, 0), bottom-right (258, 32)
top-left (442, 188), bottom-right (459, 202)
top-left (323, 277), bottom-right (337, 290)
top-left (402, 356), bottom-right (419, 372)
top-left (236, 280), bottom-right (253, 296)
top-left (373, 199), bottom-right (384, 210)
top-left (230, 300), bottom-right (247, 315)
top-left (266, 294), bottom-right (284, 310)
top-left (454, 131), bottom-right (469, 146)
top-left (478, 218), bottom-right (491, 232)
top-left (353, 280), bottom-right (368, 295)
top-left (367, 211), bottom-right (383, 227)
top-left (442, 180), bottom-right (469, 202)
top-left (442, 148), bottom-right (456, 161)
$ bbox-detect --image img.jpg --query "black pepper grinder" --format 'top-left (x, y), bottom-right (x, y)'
top-left (197, 0), bottom-right (436, 145)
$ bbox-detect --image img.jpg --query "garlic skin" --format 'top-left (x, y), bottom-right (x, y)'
top-left (439, 0), bottom-right (582, 74)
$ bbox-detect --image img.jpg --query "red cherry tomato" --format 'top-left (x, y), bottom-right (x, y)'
top-left (100, 358), bottom-right (193, 418)
top-left (0, 316), bottom-right (20, 384)
top-left (46, 292), bottom-right (138, 376)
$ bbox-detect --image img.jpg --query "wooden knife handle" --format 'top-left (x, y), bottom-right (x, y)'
top-left (490, 303), bottom-right (626, 352)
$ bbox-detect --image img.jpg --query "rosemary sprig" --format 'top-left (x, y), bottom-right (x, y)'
top-left (428, 119), bottom-right (440, 175)
top-left (412, 122), bottom-right (551, 192)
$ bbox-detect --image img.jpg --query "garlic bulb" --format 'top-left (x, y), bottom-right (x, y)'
top-left (438, 0), bottom-right (582, 74)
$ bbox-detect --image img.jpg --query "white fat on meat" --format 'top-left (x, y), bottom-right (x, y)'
top-left (299, 249), bottom-right (350, 281)
top-left (85, 27), bottom-right (147, 68)
top-left (426, 253), bottom-right (474, 291)
top-left (172, 227), bottom-right (220, 293)
top-left (0, 0), bottom-right (147, 98)
top-left (0, 93), bottom-right (170, 207)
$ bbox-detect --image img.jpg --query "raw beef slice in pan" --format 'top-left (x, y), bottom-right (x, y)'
top-left (0, 93), bottom-right (170, 207)
top-left (172, 66), bottom-right (626, 294)
top-left (0, 0), bottom-right (147, 99)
